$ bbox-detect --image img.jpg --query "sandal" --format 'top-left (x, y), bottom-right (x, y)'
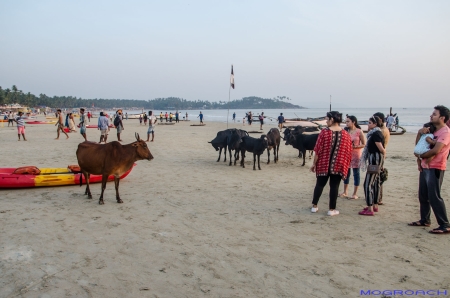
top-left (364, 206), bottom-right (378, 212)
top-left (358, 209), bottom-right (374, 216)
top-left (429, 227), bottom-right (450, 234)
top-left (408, 221), bottom-right (431, 227)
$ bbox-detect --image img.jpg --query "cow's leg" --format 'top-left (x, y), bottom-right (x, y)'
top-left (223, 145), bottom-right (227, 162)
top-left (301, 150), bottom-right (306, 166)
top-left (234, 151), bottom-right (238, 165)
top-left (229, 148), bottom-right (233, 166)
top-left (267, 148), bottom-right (270, 164)
top-left (275, 145), bottom-right (279, 163)
top-left (99, 174), bottom-right (108, 205)
top-left (235, 150), bottom-right (240, 161)
top-left (257, 154), bottom-right (262, 170)
top-left (309, 150), bottom-right (313, 159)
top-left (217, 147), bottom-right (222, 162)
top-left (241, 150), bottom-right (245, 168)
top-left (253, 153), bottom-right (257, 170)
top-left (114, 177), bottom-right (123, 203)
top-left (84, 172), bottom-right (92, 199)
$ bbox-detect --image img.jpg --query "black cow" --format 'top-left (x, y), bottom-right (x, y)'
top-left (287, 133), bottom-right (319, 166)
top-left (283, 126), bottom-right (319, 142)
top-left (266, 128), bottom-right (280, 164)
top-left (240, 135), bottom-right (268, 170)
top-left (227, 129), bottom-right (248, 166)
top-left (209, 129), bottom-right (248, 163)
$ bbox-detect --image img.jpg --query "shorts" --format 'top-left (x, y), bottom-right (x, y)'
top-left (147, 126), bottom-right (155, 134)
top-left (100, 129), bottom-right (108, 136)
top-left (117, 125), bottom-right (122, 133)
top-left (80, 127), bottom-right (86, 134)
top-left (8, 119), bottom-right (13, 124)
top-left (17, 126), bottom-right (25, 134)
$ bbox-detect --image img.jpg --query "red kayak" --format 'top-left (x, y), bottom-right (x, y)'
top-left (0, 164), bottom-right (135, 188)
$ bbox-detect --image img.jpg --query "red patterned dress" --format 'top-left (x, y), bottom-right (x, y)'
top-left (314, 128), bottom-right (352, 179)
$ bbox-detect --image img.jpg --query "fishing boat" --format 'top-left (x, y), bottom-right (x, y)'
top-left (0, 164), bottom-right (135, 188)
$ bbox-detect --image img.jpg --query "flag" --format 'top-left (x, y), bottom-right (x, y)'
top-left (230, 65), bottom-right (235, 89)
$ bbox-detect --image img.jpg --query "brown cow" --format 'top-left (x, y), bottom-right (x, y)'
top-left (266, 128), bottom-right (280, 164)
top-left (76, 133), bottom-right (153, 205)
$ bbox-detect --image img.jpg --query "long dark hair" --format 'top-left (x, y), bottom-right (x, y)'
top-left (345, 115), bottom-right (361, 130)
top-left (369, 115), bottom-right (383, 127)
top-left (326, 111), bottom-right (343, 124)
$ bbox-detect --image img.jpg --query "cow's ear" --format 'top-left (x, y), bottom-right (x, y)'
top-left (132, 143), bottom-right (138, 147)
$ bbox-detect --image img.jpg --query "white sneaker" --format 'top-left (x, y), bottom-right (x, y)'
top-left (327, 210), bottom-right (339, 216)
top-left (311, 207), bottom-right (319, 213)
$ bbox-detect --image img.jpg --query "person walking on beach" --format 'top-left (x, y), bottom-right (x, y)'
top-left (98, 111), bottom-right (110, 143)
top-left (160, 112), bottom-right (163, 122)
top-left (14, 111), bottom-right (27, 141)
top-left (143, 113), bottom-right (148, 126)
top-left (165, 112), bottom-right (169, 122)
top-left (340, 115), bottom-right (366, 200)
top-left (55, 109), bottom-right (69, 140)
top-left (409, 105), bottom-right (450, 234)
top-left (69, 113), bottom-right (77, 132)
top-left (175, 111), bottom-right (179, 123)
top-left (87, 111), bottom-right (91, 122)
top-left (79, 108), bottom-right (87, 141)
top-left (232, 112), bottom-right (236, 122)
top-left (139, 114), bottom-right (143, 125)
top-left (278, 113), bottom-right (285, 131)
top-left (198, 111), bottom-right (204, 124)
top-left (259, 112), bottom-right (264, 130)
top-left (115, 110), bottom-right (124, 142)
top-left (310, 111), bottom-right (352, 216)
top-left (386, 114), bottom-right (395, 131)
top-left (185, 112), bottom-right (188, 121)
top-left (247, 111), bottom-right (253, 125)
top-left (146, 111), bottom-right (157, 142)
top-left (358, 116), bottom-right (386, 216)
top-left (8, 111), bottom-right (14, 127)
top-left (125, 112), bottom-right (128, 120)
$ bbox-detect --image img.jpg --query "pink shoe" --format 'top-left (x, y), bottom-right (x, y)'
top-left (359, 209), bottom-right (374, 216)
top-left (364, 206), bottom-right (378, 212)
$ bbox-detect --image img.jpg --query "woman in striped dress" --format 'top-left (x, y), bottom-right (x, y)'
top-left (359, 116), bottom-right (386, 216)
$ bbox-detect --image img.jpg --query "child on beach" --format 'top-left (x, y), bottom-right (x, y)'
top-left (414, 122), bottom-right (436, 168)
top-left (14, 111), bottom-right (27, 141)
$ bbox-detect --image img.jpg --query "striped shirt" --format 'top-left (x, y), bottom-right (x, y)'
top-left (15, 116), bottom-right (25, 127)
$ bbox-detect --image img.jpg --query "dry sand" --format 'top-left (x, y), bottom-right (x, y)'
top-left (1, 116), bottom-right (449, 298)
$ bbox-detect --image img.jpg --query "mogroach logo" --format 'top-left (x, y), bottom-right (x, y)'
top-left (360, 290), bottom-right (448, 296)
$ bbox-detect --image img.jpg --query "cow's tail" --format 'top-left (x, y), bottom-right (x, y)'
top-left (79, 173), bottom-right (83, 187)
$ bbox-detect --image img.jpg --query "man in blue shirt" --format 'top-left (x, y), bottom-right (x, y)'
top-left (278, 113), bottom-right (285, 130)
top-left (198, 111), bottom-right (204, 124)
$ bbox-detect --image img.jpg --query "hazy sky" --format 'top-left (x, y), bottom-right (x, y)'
top-left (1, 0), bottom-right (449, 108)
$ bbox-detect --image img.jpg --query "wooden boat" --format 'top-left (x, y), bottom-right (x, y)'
top-left (0, 164), bottom-right (135, 188)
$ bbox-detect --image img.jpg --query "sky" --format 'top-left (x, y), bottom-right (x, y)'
top-left (1, 0), bottom-right (449, 108)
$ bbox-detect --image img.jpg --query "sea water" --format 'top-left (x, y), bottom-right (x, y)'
top-left (114, 107), bottom-right (435, 134)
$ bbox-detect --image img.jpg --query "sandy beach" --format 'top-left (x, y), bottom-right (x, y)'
top-left (1, 116), bottom-right (449, 298)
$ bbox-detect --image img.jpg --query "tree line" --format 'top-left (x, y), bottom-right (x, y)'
top-left (0, 85), bottom-right (303, 109)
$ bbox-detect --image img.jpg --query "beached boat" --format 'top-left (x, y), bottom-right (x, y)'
top-left (25, 120), bottom-right (57, 124)
top-left (0, 164), bottom-right (135, 189)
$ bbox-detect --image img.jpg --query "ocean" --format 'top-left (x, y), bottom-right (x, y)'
top-left (110, 107), bottom-right (434, 134)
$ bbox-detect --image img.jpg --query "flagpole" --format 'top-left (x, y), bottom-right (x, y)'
top-left (227, 86), bottom-right (230, 129)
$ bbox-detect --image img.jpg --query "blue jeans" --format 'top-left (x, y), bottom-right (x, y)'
top-left (344, 168), bottom-right (360, 186)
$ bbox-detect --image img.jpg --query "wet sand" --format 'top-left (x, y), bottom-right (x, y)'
top-left (1, 116), bottom-right (449, 297)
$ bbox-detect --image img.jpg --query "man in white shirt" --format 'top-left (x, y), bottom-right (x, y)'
top-left (386, 114), bottom-right (395, 131)
top-left (146, 111), bottom-right (157, 142)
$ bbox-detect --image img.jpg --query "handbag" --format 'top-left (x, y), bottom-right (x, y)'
top-left (367, 164), bottom-right (381, 174)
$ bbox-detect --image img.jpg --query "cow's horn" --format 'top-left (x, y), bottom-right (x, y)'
top-left (136, 133), bottom-right (140, 140)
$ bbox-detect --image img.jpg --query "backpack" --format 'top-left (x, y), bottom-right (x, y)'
top-left (114, 116), bottom-right (120, 126)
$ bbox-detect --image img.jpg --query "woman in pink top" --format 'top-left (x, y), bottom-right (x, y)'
top-left (340, 115), bottom-right (366, 199)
